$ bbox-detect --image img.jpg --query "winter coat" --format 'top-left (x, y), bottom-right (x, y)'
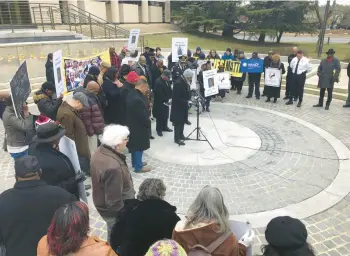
top-left (172, 62), bottom-right (189, 79)
top-left (2, 106), bottom-right (35, 147)
top-left (172, 222), bottom-right (247, 256)
top-left (232, 58), bottom-right (247, 82)
top-left (37, 235), bottom-right (117, 256)
top-left (263, 56), bottom-right (272, 72)
top-left (30, 143), bottom-right (79, 199)
top-left (102, 78), bottom-right (122, 125)
top-left (152, 77), bottom-right (172, 119)
top-left (132, 62), bottom-right (153, 87)
top-left (74, 88), bottom-right (104, 136)
top-left (150, 64), bottom-right (167, 88)
top-left (207, 54), bottom-right (221, 60)
top-left (110, 52), bottom-right (121, 70)
top-left (264, 61), bottom-right (286, 99)
top-left (110, 199), bottom-right (180, 256)
top-left (56, 101), bottom-right (90, 159)
top-left (119, 81), bottom-right (135, 125)
top-left (126, 89), bottom-right (150, 152)
top-left (0, 180), bottom-right (76, 256)
top-left (91, 145), bottom-right (135, 218)
top-left (170, 77), bottom-right (190, 124)
top-left (317, 57), bottom-right (341, 89)
top-left (33, 90), bottom-right (63, 120)
top-left (222, 53), bottom-right (235, 61)
top-left (45, 60), bottom-right (55, 84)
top-left (167, 53), bottom-right (175, 71)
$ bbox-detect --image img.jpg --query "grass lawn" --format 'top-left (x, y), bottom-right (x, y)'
top-left (143, 32), bottom-right (350, 61)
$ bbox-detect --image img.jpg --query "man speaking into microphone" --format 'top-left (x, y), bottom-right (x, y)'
top-left (170, 69), bottom-right (193, 146)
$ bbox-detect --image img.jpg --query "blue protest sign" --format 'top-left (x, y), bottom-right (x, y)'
top-left (240, 58), bottom-right (264, 73)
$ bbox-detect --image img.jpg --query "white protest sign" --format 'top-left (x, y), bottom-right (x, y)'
top-left (229, 220), bottom-right (252, 256)
top-left (216, 72), bottom-right (231, 90)
top-left (128, 29), bottom-right (140, 52)
top-left (59, 136), bottom-right (88, 203)
top-left (203, 69), bottom-right (218, 97)
top-left (172, 38), bottom-right (188, 62)
top-left (122, 57), bottom-right (138, 67)
top-left (53, 50), bottom-right (65, 97)
top-left (190, 69), bottom-right (197, 90)
top-left (264, 68), bottom-right (282, 87)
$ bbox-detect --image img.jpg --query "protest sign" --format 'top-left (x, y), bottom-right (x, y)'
top-left (197, 60), bottom-right (209, 73)
top-left (264, 68), bottom-right (282, 87)
top-left (216, 72), bottom-right (231, 90)
top-left (63, 51), bottom-right (110, 92)
top-left (122, 57), bottom-right (138, 67)
top-left (59, 136), bottom-right (88, 203)
top-left (190, 69), bottom-right (197, 90)
top-left (229, 220), bottom-right (252, 256)
top-left (9, 61), bottom-right (31, 118)
top-left (240, 58), bottom-right (264, 73)
top-left (53, 50), bottom-right (65, 96)
top-left (128, 29), bottom-right (140, 52)
top-left (203, 69), bottom-right (218, 97)
top-left (172, 38), bottom-right (188, 62)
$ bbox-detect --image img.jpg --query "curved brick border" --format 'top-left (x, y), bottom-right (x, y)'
top-left (206, 103), bottom-right (350, 228)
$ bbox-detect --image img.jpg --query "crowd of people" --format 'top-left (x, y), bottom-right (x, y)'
top-left (0, 44), bottom-right (347, 256)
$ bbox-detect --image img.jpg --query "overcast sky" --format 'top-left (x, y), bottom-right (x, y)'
top-left (318, 0), bottom-right (350, 5)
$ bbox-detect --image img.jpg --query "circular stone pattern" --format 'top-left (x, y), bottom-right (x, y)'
top-left (132, 103), bottom-right (340, 216)
top-left (147, 118), bottom-right (261, 166)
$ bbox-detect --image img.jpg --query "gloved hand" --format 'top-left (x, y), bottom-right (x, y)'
top-left (238, 229), bottom-right (255, 247)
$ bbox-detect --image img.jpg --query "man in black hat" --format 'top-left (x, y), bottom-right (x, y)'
top-left (264, 216), bottom-right (314, 255)
top-left (313, 49), bottom-right (341, 110)
top-left (153, 70), bottom-right (173, 137)
top-left (30, 122), bottom-right (81, 199)
top-left (33, 81), bottom-right (63, 120)
top-left (0, 155), bottom-right (75, 256)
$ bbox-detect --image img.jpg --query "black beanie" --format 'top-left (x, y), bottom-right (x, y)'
top-left (120, 64), bottom-right (131, 77)
top-left (265, 216), bottom-right (308, 251)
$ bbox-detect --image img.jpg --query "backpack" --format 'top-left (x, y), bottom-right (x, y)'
top-left (188, 232), bottom-right (232, 256)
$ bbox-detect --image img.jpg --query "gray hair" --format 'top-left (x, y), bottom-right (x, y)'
top-left (185, 186), bottom-right (230, 233)
top-left (100, 124), bottom-right (129, 148)
top-left (137, 178), bottom-right (166, 201)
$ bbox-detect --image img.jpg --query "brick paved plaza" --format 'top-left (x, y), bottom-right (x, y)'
top-left (1, 88), bottom-right (350, 255)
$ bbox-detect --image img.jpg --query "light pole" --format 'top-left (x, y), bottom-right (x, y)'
top-left (317, 0), bottom-right (331, 57)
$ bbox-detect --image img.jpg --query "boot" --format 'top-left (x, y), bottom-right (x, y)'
top-left (313, 103), bottom-right (323, 107)
top-left (297, 101), bottom-right (302, 107)
top-left (273, 98), bottom-right (277, 103)
top-left (286, 100), bottom-right (293, 105)
top-left (325, 104), bottom-right (330, 110)
top-left (246, 95), bottom-right (252, 98)
top-left (265, 98), bottom-right (271, 102)
top-left (175, 140), bottom-right (185, 146)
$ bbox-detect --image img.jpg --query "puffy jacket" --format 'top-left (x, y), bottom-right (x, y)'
top-left (2, 106), bottom-right (35, 147)
top-left (33, 90), bottom-right (63, 120)
top-left (74, 87), bottom-right (104, 136)
top-left (222, 53), bottom-right (235, 61)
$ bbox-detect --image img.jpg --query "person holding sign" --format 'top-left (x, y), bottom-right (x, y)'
top-left (198, 61), bottom-right (213, 112)
top-left (231, 52), bottom-right (247, 95)
top-left (3, 98), bottom-right (36, 159)
top-left (170, 69), bottom-right (193, 146)
top-left (264, 54), bottom-right (286, 103)
top-left (286, 50), bottom-right (311, 107)
top-left (207, 49), bottom-right (221, 60)
top-left (246, 52), bottom-right (263, 100)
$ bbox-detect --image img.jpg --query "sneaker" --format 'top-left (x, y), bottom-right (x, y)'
top-left (135, 166), bottom-right (151, 173)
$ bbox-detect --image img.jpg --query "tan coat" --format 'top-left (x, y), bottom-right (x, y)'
top-left (90, 145), bottom-right (135, 218)
top-left (37, 235), bottom-right (118, 256)
top-left (172, 221), bottom-right (247, 256)
top-left (56, 101), bottom-right (90, 159)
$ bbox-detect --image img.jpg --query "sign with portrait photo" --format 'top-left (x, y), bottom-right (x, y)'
top-left (215, 72), bottom-right (231, 90)
top-left (203, 69), bottom-right (218, 97)
top-left (128, 29), bottom-right (140, 52)
top-left (9, 61), bottom-right (31, 119)
top-left (264, 68), bottom-right (282, 87)
top-left (171, 37), bottom-right (188, 62)
top-left (53, 49), bottom-right (65, 96)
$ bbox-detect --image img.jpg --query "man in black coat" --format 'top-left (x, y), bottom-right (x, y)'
top-left (33, 82), bottom-right (63, 120)
top-left (170, 69), bottom-right (192, 146)
top-left (120, 71), bottom-right (138, 125)
top-left (0, 156), bottom-right (76, 256)
top-left (126, 78), bottom-right (151, 173)
top-left (262, 50), bottom-right (274, 97)
top-left (344, 62), bottom-right (350, 108)
top-left (30, 122), bottom-right (80, 199)
top-left (153, 70), bottom-right (173, 137)
top-left (151, 59), bottom-right (167, 87)
top-left (284, 47), bottom-right (298, 100)
top-left (132, 56), bottom-right (153, 89)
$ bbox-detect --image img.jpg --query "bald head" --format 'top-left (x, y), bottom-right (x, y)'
top-left (292, 47), bottom-right (298, 54)
top-left (87, 81), bottom-right (100, 94)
